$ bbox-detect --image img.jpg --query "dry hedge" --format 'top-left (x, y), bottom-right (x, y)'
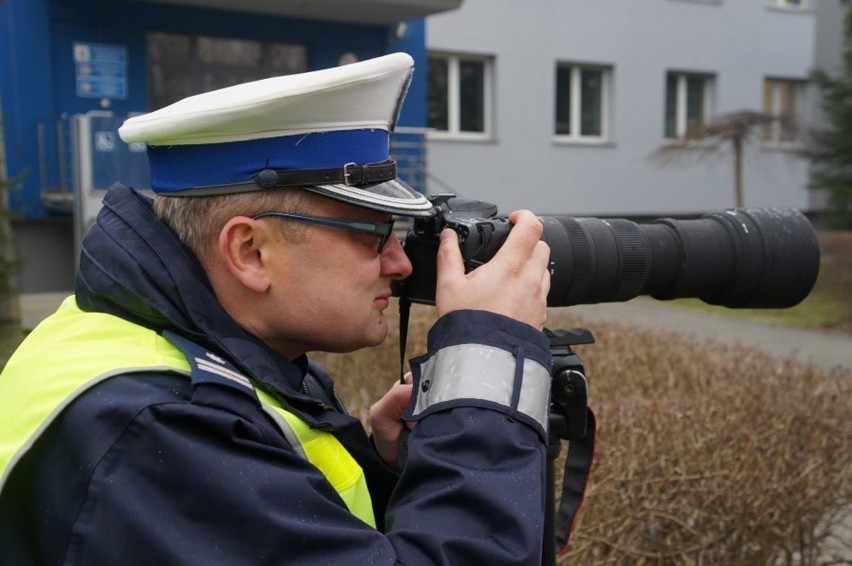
top-left (314, 303), bottom-right (852, 565)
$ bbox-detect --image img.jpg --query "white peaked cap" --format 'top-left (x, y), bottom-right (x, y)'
top-left (118, 52), bottom-right (434, 217)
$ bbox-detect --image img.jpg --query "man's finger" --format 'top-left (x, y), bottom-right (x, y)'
top-left (436, 227), bottom-right (465, 283)
top-left (489, 211), bottom-right (545, 269)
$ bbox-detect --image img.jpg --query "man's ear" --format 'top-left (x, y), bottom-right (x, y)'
top-left (217, 217), bottom-right (271, 293)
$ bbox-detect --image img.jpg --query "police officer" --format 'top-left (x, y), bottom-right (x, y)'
top-left (0, 53), bottom-right (552, 564)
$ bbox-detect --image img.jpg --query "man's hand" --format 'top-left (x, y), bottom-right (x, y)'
top-left (369, 374), bottom-right (414, 472)
top-left (435, 210), bottom-right (551, 329)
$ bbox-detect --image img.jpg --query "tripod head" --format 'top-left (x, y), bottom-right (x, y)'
top-left (546, 328), bottom-right (594, 441)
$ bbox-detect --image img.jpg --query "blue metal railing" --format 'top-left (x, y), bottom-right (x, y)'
top-left (38, 112), bottom-right (151, 215)
top-left (37, 117), bottom-right (75, 213)
top-left (390, 127), bottom-right (428, 194)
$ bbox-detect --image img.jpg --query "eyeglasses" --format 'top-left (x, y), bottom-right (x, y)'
top-left (252, 211), bottom-right (396, 253)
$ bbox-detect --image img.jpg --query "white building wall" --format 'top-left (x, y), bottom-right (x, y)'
top-left (425, 0), bottom-right (821, 217)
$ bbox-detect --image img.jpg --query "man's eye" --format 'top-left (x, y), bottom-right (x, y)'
top-left (353, 231), bottom-right (380, 247)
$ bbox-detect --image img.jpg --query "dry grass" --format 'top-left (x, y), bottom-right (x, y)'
top-left (315, 302), bottom-right (852, 565)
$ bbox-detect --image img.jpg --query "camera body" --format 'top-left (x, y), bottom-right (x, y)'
top-left (394, 194), bottom-right (513, 305)
top-left (394, 194), bottom-right (821, 309)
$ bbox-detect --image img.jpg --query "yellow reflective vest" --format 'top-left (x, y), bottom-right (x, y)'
top-left (0, 296), bottom-right (375, 527)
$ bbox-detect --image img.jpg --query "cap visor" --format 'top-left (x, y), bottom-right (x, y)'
top-left (304, 179), bottom-right (435, 217)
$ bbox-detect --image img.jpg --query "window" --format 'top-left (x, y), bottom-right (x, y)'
top-left (762, 78), bottom-right (806, 144)
top-left (664, 72), bottom-right (714, 139)
top-left (147, 33), bottom-right (307, 110)
top-left (767, 0), bottom-right (807, 9)
top-left (554, 63), bottom-right (611, 141)
top-left (427, 53), bottom-right (491, 138)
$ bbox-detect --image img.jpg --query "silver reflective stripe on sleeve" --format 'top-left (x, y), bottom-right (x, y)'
top-left (412, 344), bottom-right (551, 431)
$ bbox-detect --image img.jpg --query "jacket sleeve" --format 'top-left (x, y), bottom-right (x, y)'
top-left (386, 309), bottom-right (552, 565)
top-left (8, 310), bottom-right (550, 566)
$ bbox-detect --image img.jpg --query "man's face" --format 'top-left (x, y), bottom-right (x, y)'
top-left (255, 195), bottom-right (414, 358)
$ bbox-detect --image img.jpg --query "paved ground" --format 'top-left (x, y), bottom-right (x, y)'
top-left (563, 299), bottom-right (851, 373)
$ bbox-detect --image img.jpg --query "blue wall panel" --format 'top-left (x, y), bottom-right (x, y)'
top-left (1, 0), bottom-right (56, 217)
top-left (1, 0), bottom-right (428, 219)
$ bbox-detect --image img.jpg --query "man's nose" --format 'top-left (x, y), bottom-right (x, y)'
top-left (380, 235), bottom-right (413, 280)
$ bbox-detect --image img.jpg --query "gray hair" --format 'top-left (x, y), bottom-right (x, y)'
top-left (153, 188), bottom-right (313, 257)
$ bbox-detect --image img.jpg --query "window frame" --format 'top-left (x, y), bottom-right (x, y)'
top-left (664, 71), bottom-right (715, 140)
top-left (553, 62), bottom-right (612, 144)
top-left (426, 52), bottom-right (493, 141)
top-left (146, 32), bottom-right (307, 111)
top-left (668, 0), bottom-right (722, 4)
top-left (766, 0), bottom-right (809, 11)
top-left (762, 77), bottom-right (807, 148)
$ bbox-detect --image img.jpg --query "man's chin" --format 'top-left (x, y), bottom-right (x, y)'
top-left (362, 327), bottom-right (389, 349)
top-left (315, 327), bottom-right (388, 354)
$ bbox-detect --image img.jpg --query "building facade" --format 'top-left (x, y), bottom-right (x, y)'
top-left (1, 0), bottom-right (459, 292)
top-left (1, 0), bottom-right (845, 293)
top-left (424, 0), bottom-right (839, 218)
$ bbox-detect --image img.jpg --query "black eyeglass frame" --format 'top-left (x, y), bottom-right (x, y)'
top-left (252, 211), bottom-right (396, 253)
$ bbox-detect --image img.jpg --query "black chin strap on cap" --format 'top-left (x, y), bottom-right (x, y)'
top-left (256, 159), bottom-right (398, 189)
top-left (154, 159), bottom-right (400, 198)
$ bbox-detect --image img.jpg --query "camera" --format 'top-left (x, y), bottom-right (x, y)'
top-left (393, 194), bottom-right (821, 309)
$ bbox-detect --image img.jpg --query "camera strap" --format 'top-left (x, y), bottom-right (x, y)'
top-left (546, 328), bottom-right (597, 559)
top-left (554, 408), bottom-right (596, 556)
top-left (393, 298), bottom-right (413, 470)
top-left (397, 298), bottom-right (412, 385)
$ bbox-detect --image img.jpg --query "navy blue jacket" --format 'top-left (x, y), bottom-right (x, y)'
top-left (0, 185), bottom-right (551, 565)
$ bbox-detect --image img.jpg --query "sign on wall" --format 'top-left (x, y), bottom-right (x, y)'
top-left (73, 42), bottom-right (128, 99)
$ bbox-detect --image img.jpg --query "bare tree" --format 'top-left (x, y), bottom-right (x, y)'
top-left (651, 110), bottom-right (780, 208)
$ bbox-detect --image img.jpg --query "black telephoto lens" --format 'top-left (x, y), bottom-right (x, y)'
top-left (540, 208), bottom-right (819, 308)
top-left (395, 202), bottom-right (820, 309)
